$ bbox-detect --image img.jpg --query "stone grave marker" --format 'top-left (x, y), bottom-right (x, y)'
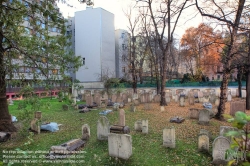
top-left (9, 98), bottom-right (14, 105)
top-left (165, 93), bottom-right (171, 103)
top-left (144, 103), bottom-right (152, 110)
top-left (219, 126), bottom-right (237, 142)
top-left (119, 109), bottom-right (125, 126)
top-left (179, 96), bottom-right (185, 107)
top-left (34, 111), bottom-right (42, 120)
top-left (134, 99), bottom-right (140, 106)
top-left (153, 94), bottom-right (161, 103)
top-left (215, 98), bottom-right (220, 106)
top-left (212, 136), bottom-right (230, 165)
top-left (242, 90), bottom-right (246, 98)
top-left (94, 95), bottom-right (101, 106)
top-left (198, 109), bottom-right (210, 125)
top-left (82, 124), bottom-right (90, 141)
top-left (231, 89), bottom-right (237, 97)
top-left (160, 106), bottom-right (165, 112)
top-left (97, 116), bottom-right (110, 140)
top-left (227, 94), bottom-right (232, 102)
top-left (30, 118), bottom-right (40, 134)
top-left (116, 96), bottom-right (122, 103)
top-left (230, 101), bottom-right (246, 116)
top-left (188, 92), bottom-right (195, 105)
top-left (111, 94), bottom-right (117, 103)
top-left (163, 127), bottom-right (175, 148)
top-left (189, 108), bottom-right (199, 119)
top-left (198, 133), bottom-right (209, 152)
top-left (130, 104), bottom-right (136, 112)
top-left (203, 96), bottom-right (209, 103)
top-left (134, 120), bottom-right (142, 131)
top-left (140, 94), bottom-right (146, 103)
top-left (108, 133), bottom-right (132, 160)
top-left (142, 120), bottom-right (148, 134)
top-left (122, 93), bottom-right (128, 104)
top-left (85, 95), bottom-right (93, 106)
top-left (209, 93), bottom-right (216, 104)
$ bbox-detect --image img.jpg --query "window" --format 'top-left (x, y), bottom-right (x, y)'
top-left (19, 67), bottom-right (25, 73)
top-left (24, 16), bottom-right (29, 21)
top-left (217, 75), bottom-right (220, 80)
top-left (36, 32), bottom-right (40, 37)
top-left (25, 67), bottom-right (32, 73)
top-left (121, 33), bottom-right (125, 39)
top-left (36, 20), bottom-right (41, 25)
top-left (82, 57), bottom-right (85, 65)
top-left (122, 55), bottom-right (126, 62)
top-left (122, 67), bottom-right (125, 73)
top-left (24, 1), bottom-right (29, 7)
top-left (212, 77), bottom-right (214, 80)
top-left (122, 44), bottom-right (126, 50)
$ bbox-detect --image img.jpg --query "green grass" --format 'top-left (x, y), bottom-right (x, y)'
top-left (0, 98), bottom-right (226, 166)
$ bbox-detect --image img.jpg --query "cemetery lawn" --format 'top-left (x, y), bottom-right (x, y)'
top-left (0, 98), bottom-right (242, 166)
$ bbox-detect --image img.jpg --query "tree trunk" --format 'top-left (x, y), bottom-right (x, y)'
top-left (246, 70), bottom-right (250, 110)
top-left (215, 70), bottom-right (229, 120)
top-left (0, 54), bottom-right (17, 132)
top-left (237, 66), bottom-right (242, 98)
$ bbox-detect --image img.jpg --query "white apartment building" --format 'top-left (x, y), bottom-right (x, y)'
top-left (74, 7), bottom-right (116, 82)
top-left (115, 29), bottom-right (130, 79)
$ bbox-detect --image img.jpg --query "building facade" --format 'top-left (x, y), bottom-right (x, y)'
top-left (74, 7), bottom-right (116, 82)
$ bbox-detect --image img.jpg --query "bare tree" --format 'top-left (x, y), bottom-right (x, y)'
top-left (137, 0), bottom-right (189, 105)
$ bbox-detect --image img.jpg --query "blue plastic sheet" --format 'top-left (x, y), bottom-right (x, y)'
top-left (99, 110), bottom-right (112, 115)
top-left (40, 122), bottom-right (59, 132)
top-left (203, 103), bottom-right (212, 109)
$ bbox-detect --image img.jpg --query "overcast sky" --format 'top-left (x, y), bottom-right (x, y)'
top-left (57, 0), bottom-right (204, 39)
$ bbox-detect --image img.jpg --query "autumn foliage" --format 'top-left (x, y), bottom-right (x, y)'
top-left (180, 23), bottom-right (224, 78)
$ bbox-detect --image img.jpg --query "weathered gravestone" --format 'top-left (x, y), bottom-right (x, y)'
top-left (215, 98), bottom-right (220, 107)
top-left (242, 90), bottom-right (246, 98)
top-left (227, 94), bottom-right (232, 102)
top-left (179, 96), bottom-right (185, 107)
top-left (81, 124), bottom-right (90, 141)
top-left (209, 93), bottom-right (216, 104)
top-left (163, 127), bottom-right (175, 148)
top-left (230, 101), bottom-right (246, 116)
top-left (134, 120), bottom-right (142, 131)
top-left (130, 104), bottom-right (136, 112)
top-left (160, 106), bottom-right (165, 112)
top-left (165, 93), bottom-right (171, 103)
top-left (153, 95), bottom-right (161, 103)
top-left (188, 92), bottom-right (195, 105)
top-left (50, 139), bottom-right (85, 155)
top-left (108, 133), bottom-right (132, 160)
top-left (30, 118), bottom-right (40, 134)
top-left (111, 94), bottom-right (117, 103)
top-left (198, 133), bottom-right (209, 152)
top-left (142, 119), bottom-right (148, 134)
top-left (134, 99), bottom-right (140, 106)
top-left (119, 109), bottom-right (125, 126)
top-left (219, 126), bottom-right (237, 142)
top-left (144, 103), bottom-right (152, 110)
top-left (212, 136), bottom-right (231, 165)
top-left (9, 98), bottom-right (14, 105)
top-left (85, 95), bottom-right (93, 106)
top-left (189, 108), bottom-right (199, 119)
top-left (34, 111), bottom-right (42, 120)
top-left (231, 89), bottom-right (237, 97)
top-left (97, 116), bottom-right (110, 140)
top-left (94, 95), bottom-right (101, 106)
top-left (198, 109), bottom-right (210, 125)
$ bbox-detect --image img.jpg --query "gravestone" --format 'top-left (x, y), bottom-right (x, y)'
top-left (142, 120), bottom-right (148, 134)
top-left (85, 95), bottom-right (93, 106)
top-left (97, 116), bottom-right (110, 140)
top-left (160, 106), bottom-right (165, 112)
top-left (203, 96), bottom-right (209, 103)
top-left (198, 109), bottom-right (210, 125)
top-left (116, 96), bottom-right (122, 103)
top-left (130, 104), bottom-right (136, 112)
top-left (153, 95), bottom-right (161, 103)
top-left (122, 93), bottom-right (128, 104)
top-left (144, 103), bottom-right (152, 110)
top-left (230, 101), bottom-right (246, 116)
top-left (209, 93), bottom-right (216, 104)
top-left (189, 108), bottom-right (199, 119)
top-left (119, 109), bottom-right (125, 126)
top-left (81, 124), bottom-right (90, 141)
top-left (94, 95), bottom-right (101, 106)
top-left (165, 93), bottom-right (171, 103)
top-left (9, 98), bottom-right (14, 105)
top-left (188, 92), bottom-right (195, 105)
top-left (198, 133), bottom-right (209, 152)
top-left (219, 126), bottom-right (237, 142)
top-left (134, 99), bottom-right (140, 106)
top-left (111, 94), bottom-right (117, 103)
top-left (242, 90), bottom-right (246, 98)
top-left (227, 94), bottom-right (232, 102)
top-left (30, 118), bottom-right (40, 134)
top-left (113, 103), bottom-right (119, 111)
top-left (212, 136), bottom-right (231, 165)
top-left (215, 98), bottom-right (220, 106)
top-left (134, 120), bottom-right (142, 131)
top-left (34, 111), bottom-right (42, 120)
top-left (179, 96), bottom-right (185, 107)
top-left (108, 133), bottom-right (132, 160)
top-left (200, 129), bottom-right (211, 139)
top-left (231, 89), bottom-right (237, 97)
top-left (163, 127), bottom-right (175, 148)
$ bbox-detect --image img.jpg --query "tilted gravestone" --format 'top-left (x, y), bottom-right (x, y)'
top-left (230, 101), bottom-right (246, 116)
top-left (198, 109), bottom-right (210, 125)
top-left (212, 136), bottom-right (231, 165)
top-left (97, 116), bottom-right (110, 140)
top-left (163, 127), bottom-right (175, 148)
top-left (30, 118), bottom-right (40, 134)
top-left (219, 126), bottom-right (237, 142)
top-left (188, 92), bottom-right (195, 105)
top-left (108, 133), bottom-right (132, 160)
top-left (198, 133), bottom-right (209, 152)
top-left (82, 124), bottom-right (90, 141)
